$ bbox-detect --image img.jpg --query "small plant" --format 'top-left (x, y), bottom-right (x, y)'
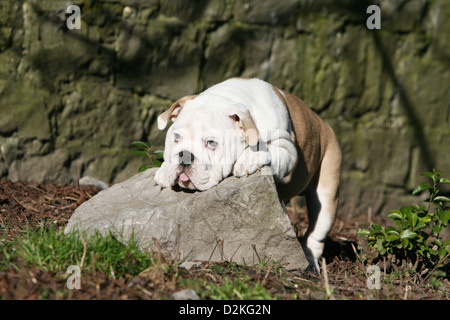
top-left (131, 141), bottom-right (164, 172)
top-left (358, 169), bottom-right (450, 274)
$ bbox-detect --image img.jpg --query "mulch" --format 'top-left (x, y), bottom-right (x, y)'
top-left (0, 180), bottom-right (100, 240)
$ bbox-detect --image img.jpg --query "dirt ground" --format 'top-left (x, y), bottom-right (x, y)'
top-left (0, 179), bottom-right (448, 300)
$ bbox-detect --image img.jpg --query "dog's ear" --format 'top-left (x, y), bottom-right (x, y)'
top-left (157, 95), bottom-right (198, 130)
top-left (229, 110), bottom-right (260, 146)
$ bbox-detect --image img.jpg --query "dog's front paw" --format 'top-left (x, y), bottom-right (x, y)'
top-left (154, 163), bottom-right (177, 189)
top-left (233, 148), bottom-right (271, 178)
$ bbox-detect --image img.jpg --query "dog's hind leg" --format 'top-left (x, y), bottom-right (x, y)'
top-left (302, 137), bottom-right (341, 272)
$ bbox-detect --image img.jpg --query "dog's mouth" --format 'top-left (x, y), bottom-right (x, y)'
top-left (179, 172), bottom-right (190, 183)
top-left (177, 171), bottom-right (197, 190)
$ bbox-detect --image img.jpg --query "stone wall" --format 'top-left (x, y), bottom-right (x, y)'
top-left (0, 0), bottom-right (449, 218)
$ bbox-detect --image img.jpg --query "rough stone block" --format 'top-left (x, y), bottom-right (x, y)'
top-left (65, 167), bottom-right (308, 270)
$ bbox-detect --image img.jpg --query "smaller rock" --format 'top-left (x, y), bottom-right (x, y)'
top-left (172, 289), bottom-right (201, 300)
top-left (79, 176), bottom-right (109, 190)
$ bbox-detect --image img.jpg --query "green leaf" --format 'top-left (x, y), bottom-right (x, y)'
top-left (357, 229), bottom-right (370, 236)
top-left (433, 196), bottom-right (450, 203)
top-left (152, 150), bottom-right (164, 158)
top-left (387, 212), bottom-right (402, 220)
top-left (439, 177), bottom-right (450, 184)
top-left (400, 230), bottom-right (417, 239)
top-left (386, 229), bottom-right (399, 236)
top-left (153, 159), bottom-right (163, 167)
top-left (376, 238), bottom-right (384, 248)
top-left (422, 171), bottom-right (436, 180)
top-left (415, 220), bottom-right (426, 230)
top-left (438, 248), bottom-right (447, 260)
top-left (439, 210), bottom-right (450, 226)
top-left (400, 206), bottom-right (411, 217)
top-left (138, 164), bottom-right (152, 172)
top-left (412, 182), bottom-right (433, 195)
top-left (376, 239), bottom-right (386, 255)
top-left (386, 234), bottom-right (400, 241)
top-left (406, 211), bottom-right (418, 228)
top-left (385, 226), bottom-right (396, 233)
top-left (132, 141), bottom-right (151, 149)
top-left (432, 225), bottom-right (443, 234)
top-left (371, 224), bottom-right (382, 231)
top-left (411, 204), bottom-right (427, 212)
top-left (402, 238), bottom-right (409, 248)
top-left (133, 150), bottom-right (149, 155)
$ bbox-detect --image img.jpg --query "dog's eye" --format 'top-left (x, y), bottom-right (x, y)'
top-left (206, 140), bottom-right (218, 149)
top-left (174, 133), bottom-right (180, 142)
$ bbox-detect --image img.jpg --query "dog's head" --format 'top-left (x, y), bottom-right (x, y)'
top-left (157, 94), bottom-right (259, 190)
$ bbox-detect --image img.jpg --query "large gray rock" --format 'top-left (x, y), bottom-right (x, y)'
top-left (65, 167), bottom-right (308, 270)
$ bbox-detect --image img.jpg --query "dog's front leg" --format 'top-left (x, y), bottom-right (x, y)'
top-left (266, 137), bottom-right (297, 183)
top-left (154, 161), bottom-right (182, 188)
top-left (232, 145), bottom-right (271, 177)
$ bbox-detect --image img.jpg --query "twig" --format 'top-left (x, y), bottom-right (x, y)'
top-left (136, 284), bottom-right (153, 299)
top-left (208, 240), bottom-right (221, 263)
top-left (63, 196), bottom-right (79, 202)
top-left (350, 243), bottom-right (360, 261)
top-left (152, 237), bottom-right (162, 266)
top-left (229, 244), bottom-right (241, 263)
top-left (11, 196), bottom-right (40, 213)
top-left (261, 267), bottom-right (271, 287)
top-left (367, 207), bottom-right (372, 224)
top-left (252, 244), bottom-right (261, 263)
top-left (152, 237), bottom-right (165, 283)
top-left (220, 240), bottom-right (224, 263)
top-left (351, 243), bottom-right (368, 277)
top-left (174, 224), bottom-right (181, 263)
top-left (403, 285), bottom-right (411, 300)
top-left (79, 233), bottom-right (88, 271)
top-left (321, 257), bottom-right (335, 300)
top-left (192, 259), bottom-right (222, 264)
top-left (421, 251), bottom-right (450, 284)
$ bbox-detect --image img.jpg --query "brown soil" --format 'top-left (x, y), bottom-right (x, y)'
top-left (0, 179), bottom-right (449, 300)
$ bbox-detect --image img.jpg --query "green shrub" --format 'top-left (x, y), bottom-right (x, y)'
top-left (358, 169), bottom-right (450, 273)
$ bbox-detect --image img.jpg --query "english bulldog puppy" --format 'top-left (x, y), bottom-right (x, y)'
top-left (155, 78), bottom-right (342, 271)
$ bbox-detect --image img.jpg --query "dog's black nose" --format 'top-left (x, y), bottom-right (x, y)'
top-left (179, 150), bottom-right (194, 166)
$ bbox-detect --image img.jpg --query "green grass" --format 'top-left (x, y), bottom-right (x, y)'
top-left (1, 226), bottom-right (155, 278)
top-left (0, 238), bottom-right (18, 271)
top-left (1, 226), bottom-right (281, 300)
top-left (177, 275), bottom-right (277, 300)
top-left (176, 261), bottom-right (281, 300)
top-left (203, 276), bottom-right (277, 300)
